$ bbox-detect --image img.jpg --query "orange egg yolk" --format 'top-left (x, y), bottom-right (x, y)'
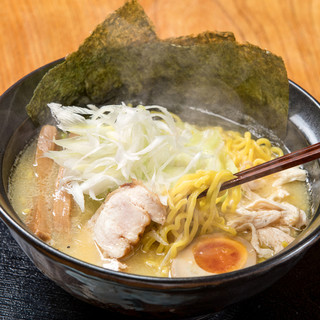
top-left (193, 237), bottom-right (248, 274)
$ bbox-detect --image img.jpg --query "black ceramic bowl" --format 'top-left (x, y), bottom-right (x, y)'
top-left (1, 59), bottom-right (320, 319)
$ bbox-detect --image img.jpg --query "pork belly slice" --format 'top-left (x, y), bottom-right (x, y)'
top-left (91, 181), bottom-right (166, 259)
top-left (28, 125), bottom-right (73, 242)
top-left (28, 125), bottom-right (57, 241)
top-left (52, 167), bottom-right (72, 240)
top-left (34, 125), bottom-right (57, 182)
top-left (29, 195), bottom-right (51, 242)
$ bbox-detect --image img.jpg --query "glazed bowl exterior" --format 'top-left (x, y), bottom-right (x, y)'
top-left (0, 59), bottom-right (320, 318)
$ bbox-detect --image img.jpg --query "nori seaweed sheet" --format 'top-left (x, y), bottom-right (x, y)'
top-left (26, 0), bottom-right (289, 137)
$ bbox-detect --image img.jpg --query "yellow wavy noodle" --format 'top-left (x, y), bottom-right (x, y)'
top-left (141, 128), bottom-right (284, 268)
top-left (141, 170), bottom-right (239, 262)
top-left (223, 130), bottom-right (283, 169)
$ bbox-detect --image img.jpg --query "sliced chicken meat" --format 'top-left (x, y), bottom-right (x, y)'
top-left (272, 167), bottom-right (307, 187)
top-left (236, 223), bottom-right (274, 259)
top-left (102, 258), bottom-right (128, 271)
top-left (228, 208), bottom-right (282, 230)
top-left (91, 181), bottom-right (166, 259)
top-left (226, 166), bottom-right (308, 259)
top-left (231, 198), bottom-right (307, 230)
top-left (120, 181), bottom-right (167, 225)
top-left (257, 227), bottom-right (295, 254)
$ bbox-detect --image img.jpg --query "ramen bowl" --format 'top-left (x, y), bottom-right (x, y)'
top-left (0, 59), bottom-right (320, 318)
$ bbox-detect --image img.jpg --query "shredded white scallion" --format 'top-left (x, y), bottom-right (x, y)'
top-left (46, 102), bottom-right (236, 210)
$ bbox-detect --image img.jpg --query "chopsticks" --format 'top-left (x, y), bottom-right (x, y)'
top-left (220, 141), bottom-right (320, 191)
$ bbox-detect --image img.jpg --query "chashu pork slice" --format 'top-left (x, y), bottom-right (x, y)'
top-left (91, 181), bottom-right (166, 259)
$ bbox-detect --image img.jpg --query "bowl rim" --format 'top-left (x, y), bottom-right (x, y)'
top-left (1, 59), bottom-right (320, 288)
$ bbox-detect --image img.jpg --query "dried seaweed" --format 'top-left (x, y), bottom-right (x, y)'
top-left (26, 0), bottom-right (289, 137)
top-left (26, 0), bottom-right (157, 123)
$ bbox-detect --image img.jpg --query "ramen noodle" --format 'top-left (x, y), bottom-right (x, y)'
top-left (8, 104), bottom-right (310, 277)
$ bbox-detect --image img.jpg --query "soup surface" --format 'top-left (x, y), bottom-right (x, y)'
top-left (8, 104), bottom-right (310, 277)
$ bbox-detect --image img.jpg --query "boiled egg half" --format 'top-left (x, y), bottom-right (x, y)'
top-left (171, 233), bottom-right (256, 277)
